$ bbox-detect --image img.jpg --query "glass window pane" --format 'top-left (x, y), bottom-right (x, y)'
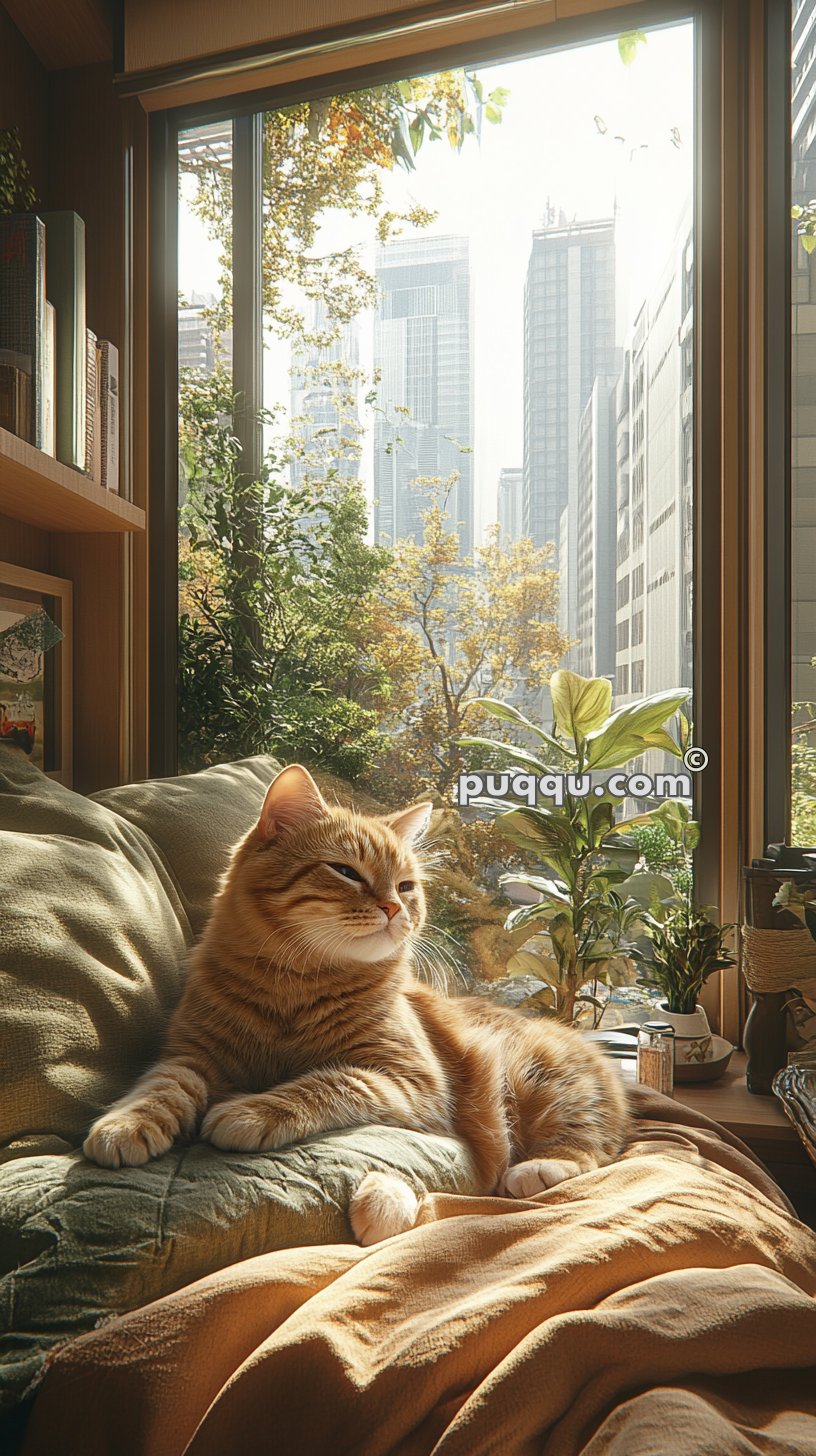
top-left (174, 28), bottom-right (696, 1009)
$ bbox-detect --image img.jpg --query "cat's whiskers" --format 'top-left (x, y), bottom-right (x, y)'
top-left (411, 929), bottom-right (468, 993)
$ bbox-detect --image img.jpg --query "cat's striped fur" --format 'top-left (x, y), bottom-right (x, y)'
top-left (84, 765), bottom-right (630, 1242)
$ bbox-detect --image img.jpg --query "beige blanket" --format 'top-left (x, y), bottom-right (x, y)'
top-left (22, 1090), bottom-right (816, 1456)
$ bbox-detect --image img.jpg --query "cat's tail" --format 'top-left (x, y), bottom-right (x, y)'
top-left (349, 1171), bottom-right (421, 1246)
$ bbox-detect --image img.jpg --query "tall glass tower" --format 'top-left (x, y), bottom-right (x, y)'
top-left (373, 235), bottom-right (473, 552)
top-left (522, 216), bottom-right (617, 553)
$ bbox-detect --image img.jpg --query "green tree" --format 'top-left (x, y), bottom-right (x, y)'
top-left (178, 369), bottom-right (397, 777)
top-left (181, 71), bottom-right (507, 347)
top-left (366, 483), bottom-right (570, 801)
top-left (177, 68), bottom-right (509, 780)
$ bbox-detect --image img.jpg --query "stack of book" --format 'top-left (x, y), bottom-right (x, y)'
top-left (0, 210), bottom-right (119, 491)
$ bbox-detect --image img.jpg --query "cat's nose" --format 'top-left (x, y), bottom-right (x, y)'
top-left (378, 901), bottom-right (401, 922)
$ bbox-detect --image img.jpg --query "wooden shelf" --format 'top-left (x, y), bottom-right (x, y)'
top-left (0, 426), bottom-right (145, 534)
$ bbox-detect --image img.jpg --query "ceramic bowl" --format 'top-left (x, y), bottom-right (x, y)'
top-left (673, 1034), bottom-right (735, 1083)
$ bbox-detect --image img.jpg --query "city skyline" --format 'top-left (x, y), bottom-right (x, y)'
top-left (178, 24), bottom-right (694, 540)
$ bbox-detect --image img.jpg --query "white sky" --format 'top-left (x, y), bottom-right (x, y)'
top-left (179, 21), bottom-right (694, 541)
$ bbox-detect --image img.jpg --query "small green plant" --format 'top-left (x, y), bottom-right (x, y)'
top-left (637, 899), bottom-right (735, 1015)
top-left (0, 127), bottom-right (37, 215)
top-left (459, 668), bottom-right (690, 1023)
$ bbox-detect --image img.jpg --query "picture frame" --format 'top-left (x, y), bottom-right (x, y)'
top-left (0, 561), bottom-right (73, 786)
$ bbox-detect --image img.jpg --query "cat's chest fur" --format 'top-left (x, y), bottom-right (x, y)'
top-left (206, 982), bottom-right (390, 1092)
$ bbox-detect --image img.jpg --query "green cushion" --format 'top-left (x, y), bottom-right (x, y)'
top-left (0, 750), bottom-right (192, 1159)
top-left (92, 755), bottom-right (280, 937)
top-left (0, 1129), bottom-right (477, 1413)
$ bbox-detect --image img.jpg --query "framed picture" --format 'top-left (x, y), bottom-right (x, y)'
top-left (0, 561), bottom-right (72, 786)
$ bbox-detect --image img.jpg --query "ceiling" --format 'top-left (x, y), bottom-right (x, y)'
top-left (1, 0), bottom-right (113, 70)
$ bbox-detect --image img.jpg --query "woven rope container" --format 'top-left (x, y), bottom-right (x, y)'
top-left (741, 925), bottom-right (816, 993)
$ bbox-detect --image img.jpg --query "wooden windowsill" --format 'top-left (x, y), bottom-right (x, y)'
top-left (622, 1052), bottom-right (803, 1150)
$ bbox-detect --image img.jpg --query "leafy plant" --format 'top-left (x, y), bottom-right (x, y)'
top-left (178, 369), bottom-right (396, 777)
top-left (632, 799), bottom-right (697, 897)
top-left (0, 127), bottom-right (37, 215)
top-left (637, 898), bottom-right (735, 1015)
top-left (459, 668), bottom-right (689, 1023)
top-left (793, 203), bottom-right (816, 256)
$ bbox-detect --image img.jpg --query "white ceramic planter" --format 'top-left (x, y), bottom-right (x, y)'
top-left (655, 1001), bottom-right (714, 1065)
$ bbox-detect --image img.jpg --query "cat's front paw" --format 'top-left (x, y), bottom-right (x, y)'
top-left (83, 1112), bottom-right (174, 1168)
top-left (349, 1172), bottom-right (420, 1246)
top-left (496, 1157), bottom-right (580, 1199)
top-left (202, 1096), bottom-right (290, 1153)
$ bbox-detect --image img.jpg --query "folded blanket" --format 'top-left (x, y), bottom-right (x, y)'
top-left (21, 1090), bottom-right (816, 1456)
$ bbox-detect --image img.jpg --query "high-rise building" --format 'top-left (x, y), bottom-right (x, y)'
top-left (178, 292), bottom-right (217, 375)
top-left (574, 375), bottom-right (619, 680)
top-left (496, 467), bottom-right (523, 544)
top-left (522, 216), bottom-right (617, 557)
top-left (614, 204), bottom-right (693, 703)
top-left (289, 299), bottom-right (361, 489)
top-left (373, 235), bottom-right (473, 551)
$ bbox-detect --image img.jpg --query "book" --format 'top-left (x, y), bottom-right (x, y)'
top-left (85, 328), bottom-right (97, 479)
top-left (96, 340), bottom-right (119, 491)
top-left (43, 301), bottom-right (55, 457)
top-left (0, 214), bottom-right (45, 448)
top-left (0, 359), bottom-right (31, 439)
top-left (41, 211), bottom-right (86, 470)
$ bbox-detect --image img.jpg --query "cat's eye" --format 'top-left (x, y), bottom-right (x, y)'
top-left (328, 862), bottom-right (365, 884)
top-left (398, 880), bottom-right (415, 894)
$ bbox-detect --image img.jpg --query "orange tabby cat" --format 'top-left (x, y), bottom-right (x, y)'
top-left (84, 765), bottom-right (630, 1243)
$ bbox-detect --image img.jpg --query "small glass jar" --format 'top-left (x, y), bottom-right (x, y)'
top-left (637, 1021), bottom-right (676, 1097)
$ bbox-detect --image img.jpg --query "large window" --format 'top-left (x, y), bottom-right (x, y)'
top-left (174, 20), bottom-right (696, 998)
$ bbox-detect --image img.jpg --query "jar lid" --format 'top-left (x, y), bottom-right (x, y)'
top-left (642, 1020), bottom-right (676, 1035)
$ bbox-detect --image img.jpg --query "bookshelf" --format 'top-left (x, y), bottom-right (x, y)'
top-left (0, 427), bottom-right (144, 533)
top-left (1, 10), bottom-right (150, 793)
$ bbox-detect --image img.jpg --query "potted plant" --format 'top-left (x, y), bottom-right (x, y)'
top-left (637, 896), bottom-right (736, 1064)
top-left (458, 668), bottom-right (690, 1024)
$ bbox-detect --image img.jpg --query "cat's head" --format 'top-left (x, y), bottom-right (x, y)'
top-left (232, 765), bottom-right (431, 969)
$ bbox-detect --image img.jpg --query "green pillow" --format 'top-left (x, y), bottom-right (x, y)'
top-left (92, 755), bottom-right (280, 937)
top-left (0, 1128), bottom-right (477, 1414)
top-left (0, 750), bottom-right (192, 1159)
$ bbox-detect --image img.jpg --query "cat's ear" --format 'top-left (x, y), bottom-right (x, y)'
top-left (258, 765), bottom-right (330, 840)
top-left (384, 800), bottom-right (433, 846)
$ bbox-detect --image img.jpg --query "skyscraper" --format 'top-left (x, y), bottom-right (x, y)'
top-left (574, 375), bottom-right (619, 680)
top-left (289, 299), bottom-right (361, 489)
top-left (614, 204), bottom-right (693, 703)
top-left (373, 235), bottom-right (473, 552)
top-left (496, 467), bottom-right (523, 545)
top-left (522, 216), bottom-right (617, 556)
